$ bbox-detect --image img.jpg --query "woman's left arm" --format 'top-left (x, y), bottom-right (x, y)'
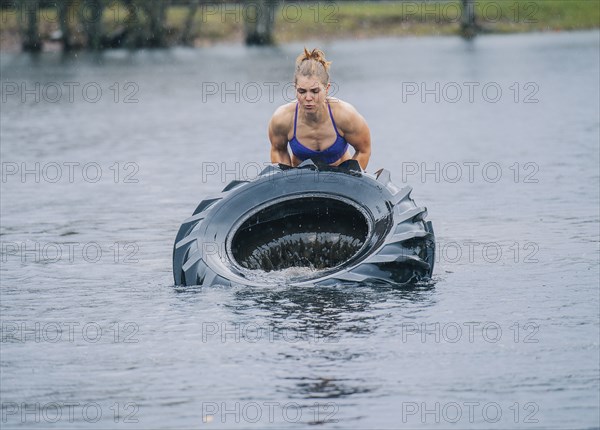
top-left (342, 107), bottom-right (372, 171)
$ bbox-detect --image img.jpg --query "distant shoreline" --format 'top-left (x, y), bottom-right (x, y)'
top-left (1, 1), bottom-right (598, 52)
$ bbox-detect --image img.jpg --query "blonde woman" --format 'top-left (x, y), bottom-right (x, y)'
top-left (268, 48), bottom-right (372, 170)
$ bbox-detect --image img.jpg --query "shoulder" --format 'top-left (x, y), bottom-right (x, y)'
top-left (327, 98), bottom-right (368, 132)
top-left (269, 102), bottom-right (296, 134)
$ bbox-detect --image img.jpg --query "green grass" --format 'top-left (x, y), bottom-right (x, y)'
top-left (274, 1), bottom-right (463, 41)
top-left (273, 1), bottom-right (599, 41)
top-left (474, 0), bottom-right (600, 32)
top-left (184, 0), bottom-right (600, 41)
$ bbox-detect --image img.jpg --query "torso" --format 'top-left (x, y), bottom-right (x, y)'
top-left (286, 99), bottom-right (351, 166)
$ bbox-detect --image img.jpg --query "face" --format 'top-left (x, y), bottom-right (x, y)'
top-left (295, 75), bottom-right (329, 111)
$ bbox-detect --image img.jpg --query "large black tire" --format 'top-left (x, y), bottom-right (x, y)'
top-left (173, 159), bottom-right (435, 287)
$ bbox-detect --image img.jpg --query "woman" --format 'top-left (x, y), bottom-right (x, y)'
top-left (268, 48), bottom-right (372, 171)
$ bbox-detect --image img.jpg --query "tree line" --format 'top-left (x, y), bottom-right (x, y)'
top-left (7, 0), bottom-right (277, 51)
top-left (6, 0), bottom-right (477, 52)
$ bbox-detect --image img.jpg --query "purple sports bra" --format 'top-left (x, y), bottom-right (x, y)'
top-left (289, 102), bottom-right (349, 164)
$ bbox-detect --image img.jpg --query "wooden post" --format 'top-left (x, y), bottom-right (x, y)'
top-left (57, 0), bottom-right (72, 51)
top-left (460, 0), bottom-right (477, 38)
top-left (245, 0), bottom-right (277, 46)
top-left (122, 0), bottom-right (139, 48)
top-left (79, 0), bottom-right (103, 50)
top-left (182, 0), bottom-right (200, 46)
top-left (146, 0), bottom-right (167, 47)
top-left (21, 0), bottom-right (41, 51)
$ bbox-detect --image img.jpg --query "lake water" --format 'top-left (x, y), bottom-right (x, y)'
top-left (1, 31), bottom-right (599, 428)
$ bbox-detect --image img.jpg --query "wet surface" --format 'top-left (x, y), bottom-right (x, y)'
top-left (1, 31), bottom-right (599, 428)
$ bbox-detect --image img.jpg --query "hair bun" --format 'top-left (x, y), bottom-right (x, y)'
top-left (296, 47), bottom-right (331, 71)
top-left (294, 47), bottom-right (331, 86)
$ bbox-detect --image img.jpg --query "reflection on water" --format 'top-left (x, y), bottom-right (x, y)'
top-left (231, 283), bottom-right (436, 339)
top-left (284, 375), bottom-right (375, 399)
top-left (229, 283), bottom-right (435, 424)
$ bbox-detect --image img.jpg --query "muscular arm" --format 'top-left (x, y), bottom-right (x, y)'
top-left (338, 103), bottom-right (371, 170)
top-left (268, 108), bottom-right (292, 166)
top-left (349, 119), bottom-right (371, 171)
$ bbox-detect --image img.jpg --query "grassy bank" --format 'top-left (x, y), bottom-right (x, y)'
top-left (1, 1), bottom-right (598, 51)
top-left (274, 0), bottom-right (600, 40)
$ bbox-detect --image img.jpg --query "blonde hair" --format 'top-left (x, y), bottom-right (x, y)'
top-left (294, 48), bottom-right (331, 86)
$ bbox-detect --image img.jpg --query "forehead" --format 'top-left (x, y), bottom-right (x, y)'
top-left (296, 76), bottom-right (323, 89)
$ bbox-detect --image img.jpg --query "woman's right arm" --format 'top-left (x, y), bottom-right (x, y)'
top-left (268, 109), bottom-right (292, 166)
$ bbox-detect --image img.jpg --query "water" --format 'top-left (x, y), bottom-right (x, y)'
top-left (1, 31), bottom-right (599, 428)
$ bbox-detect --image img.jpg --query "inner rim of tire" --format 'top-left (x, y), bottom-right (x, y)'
top-left (230, 196), bottom-right (370, 274)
